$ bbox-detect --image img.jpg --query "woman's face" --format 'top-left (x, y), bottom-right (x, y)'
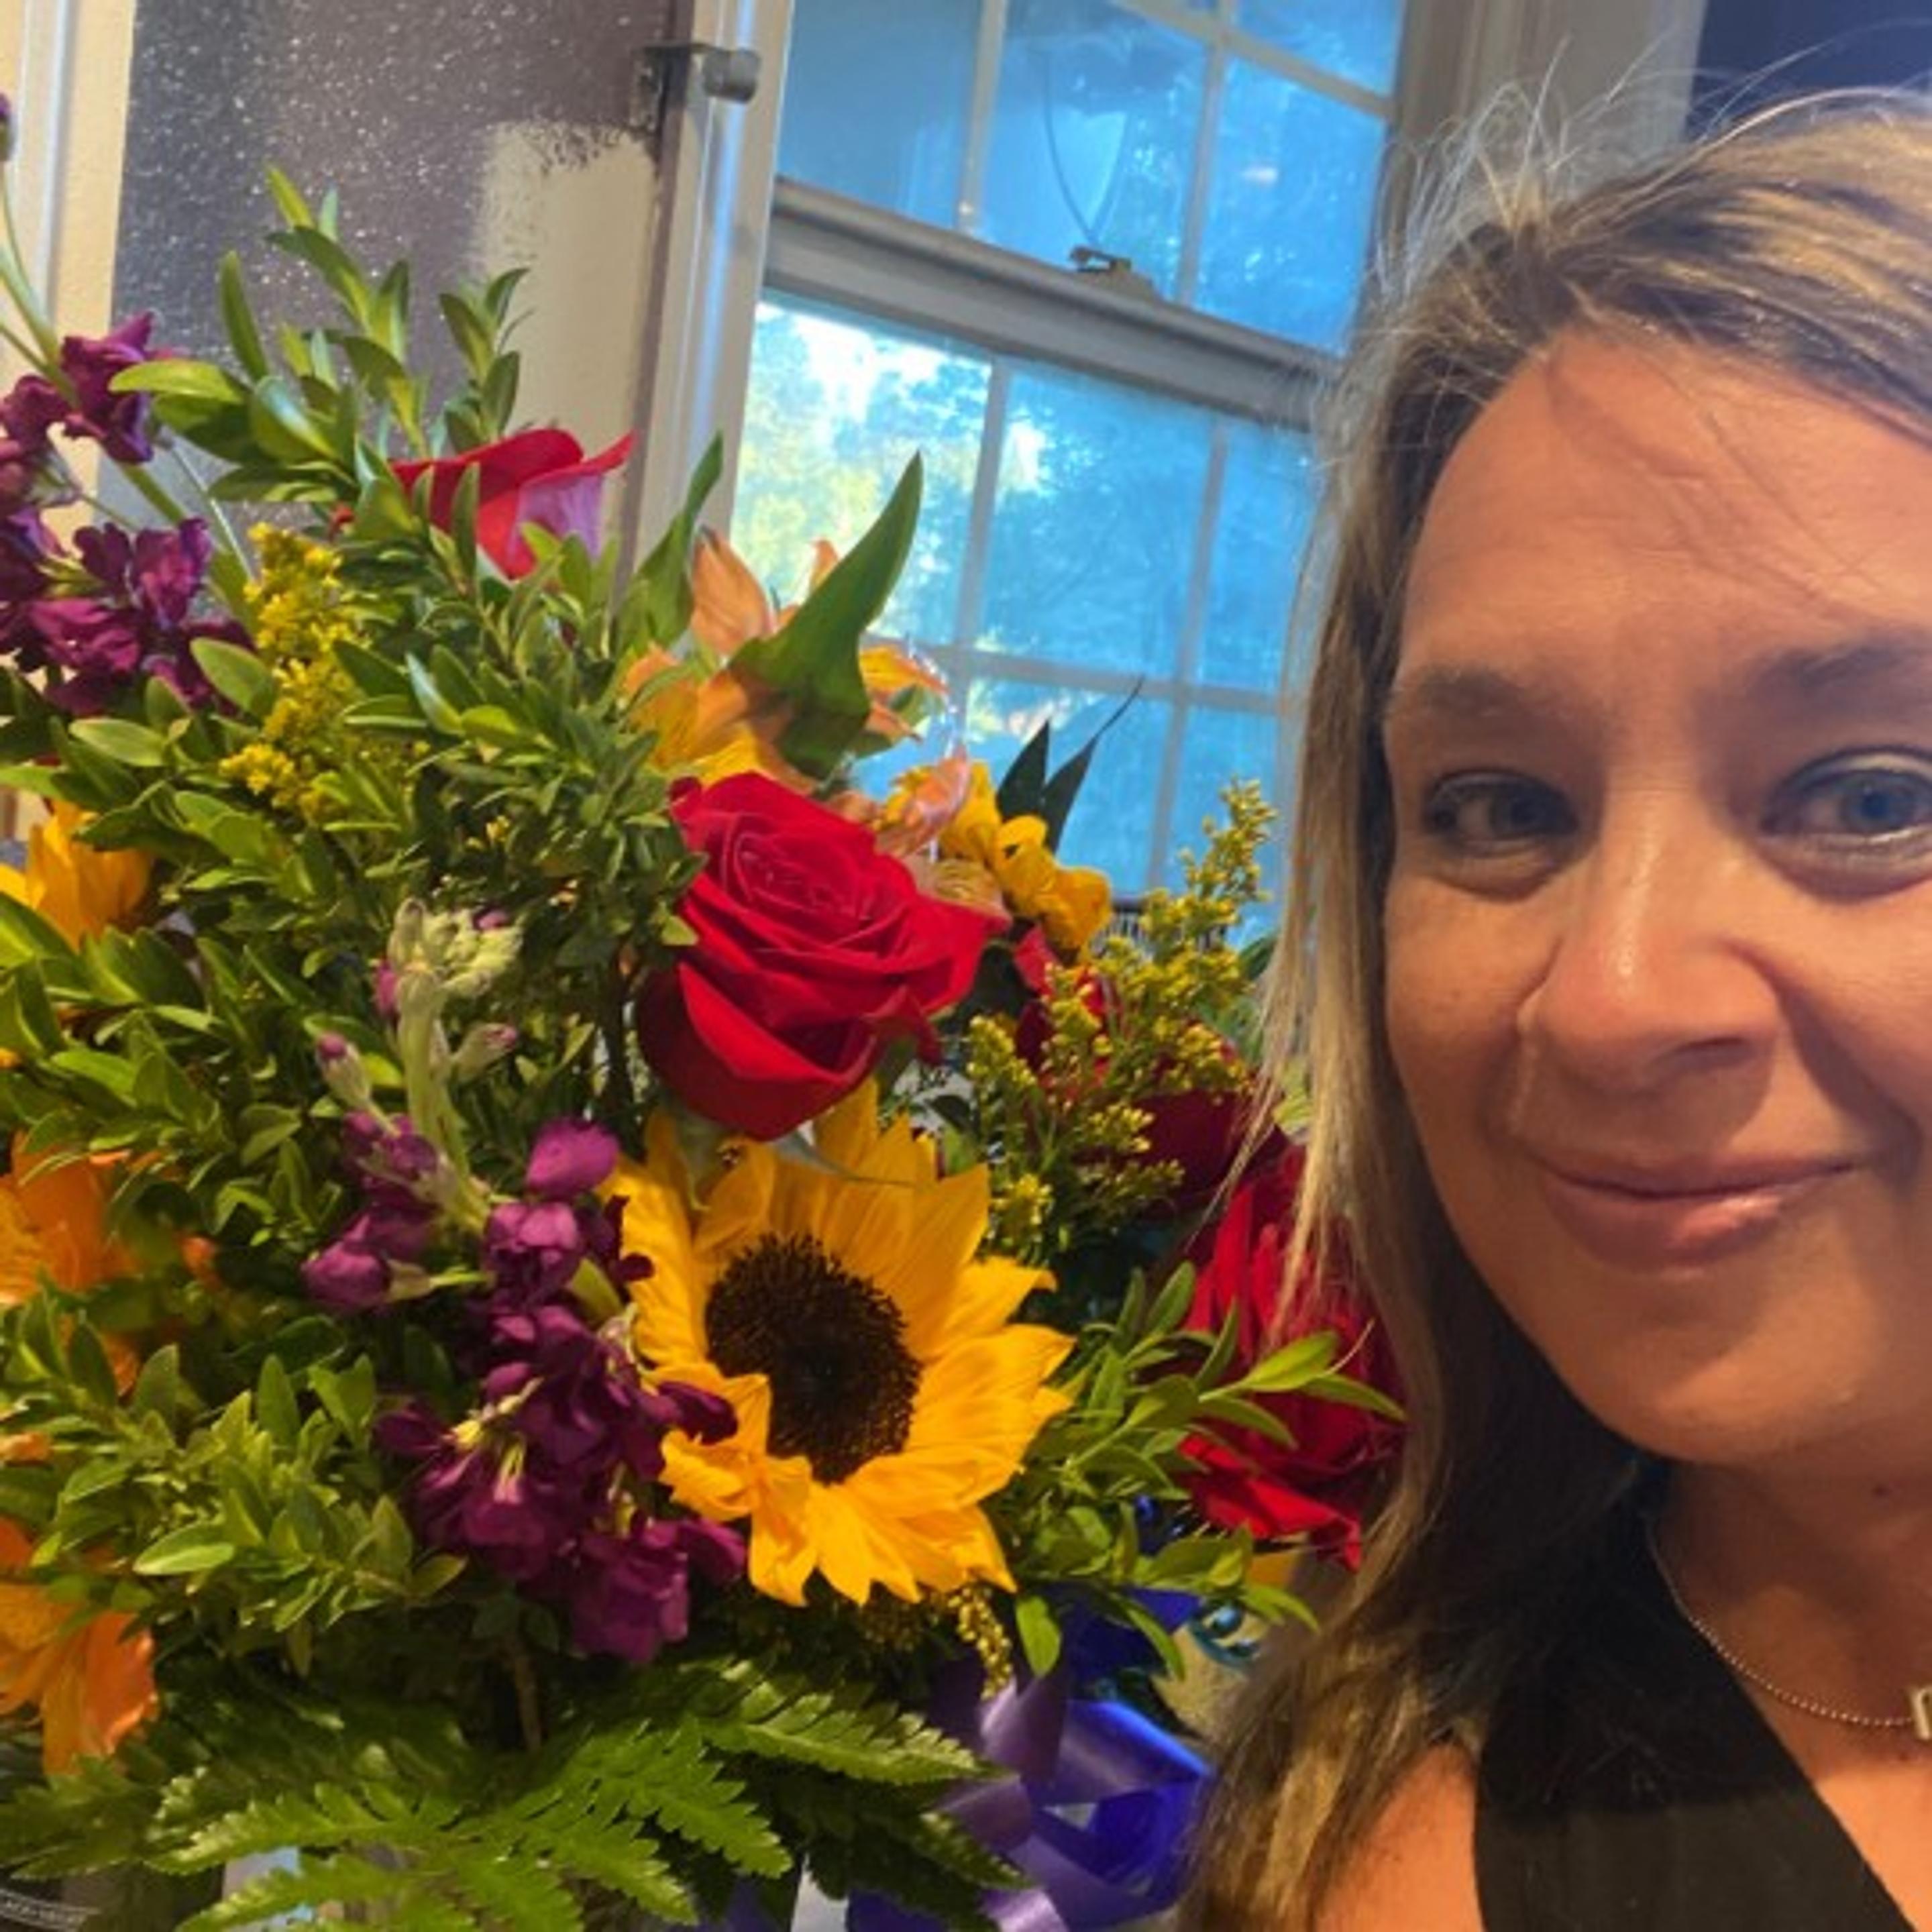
top-left (1383, 334), bottom-right (1932, 1479)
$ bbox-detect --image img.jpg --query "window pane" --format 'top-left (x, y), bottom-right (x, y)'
top-left (967, 678), bottom-right (1171, 885)
top-left (1238, 0), bottom-right (1404, 96)
top-left (778, 0), bottom-right (980, 228)
top-left (1199, 423), bottom-right (1318, 692)
top-left (1165, 702), bottom-right (1283, 892)
top-left (981, 368), bottom-right (1210, 677)
top-left (979, 0), bottom-right (1206, 293)
top-left (734, 300), bottom-right (990, 646)
top-left (1195, 56), bottom-right (1384, 350)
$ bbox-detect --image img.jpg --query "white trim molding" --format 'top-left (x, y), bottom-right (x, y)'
top-left (0, 0), bottom-right (138, 377)
top-left (625, 0), bottom-right (791, 552)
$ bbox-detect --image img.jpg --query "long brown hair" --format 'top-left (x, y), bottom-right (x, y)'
top-left (1188, 94), bottom-right (1932, 1931)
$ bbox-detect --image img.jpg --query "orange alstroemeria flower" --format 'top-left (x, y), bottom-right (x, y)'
top-left (629, 530), bottom-right (946, 788)
top-left (0, 1519), bottom-right (156, 1774)
top-left (0, 1142), bottom-right (133, 1307)
top-left (0, 801), bottom-right (152, 945)
top-left (0, 1144), bottom-right (139, 1447)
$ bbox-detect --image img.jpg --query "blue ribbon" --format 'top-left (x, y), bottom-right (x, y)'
top-left (849, 1659), bottom-right (1209, 1932)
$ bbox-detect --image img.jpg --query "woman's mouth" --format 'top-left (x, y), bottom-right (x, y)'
top-left (1530, 1157), bottom-right (1853, 1267)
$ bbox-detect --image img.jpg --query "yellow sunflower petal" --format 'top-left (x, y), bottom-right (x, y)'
top-left (747, 1506), bottom-right (820, 1607)
top-left (800, 1484), bottom-right (927, 1605)
top-left (688, 1140), bottom-right (778, 1270)
top-left (613, 1140), bottom-right (710, 1369)
top-left (896, 1504), bottom-right (1016, 1592)
top-left (885, 1181), bottom-right (1022, 1357)
top-left (905, 1328), bottom-right (1075, 1472)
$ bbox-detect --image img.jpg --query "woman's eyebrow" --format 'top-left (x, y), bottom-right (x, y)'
top-left (1743, 633), bottom-right (1932, 710)
top-left (1383, 635), bottom-right (1932, 732)
top-left (1380, 663), bottom-right (1564, 731)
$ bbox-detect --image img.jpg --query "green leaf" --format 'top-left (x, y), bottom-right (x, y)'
top-left (994, 721), bottom-right (1052, 823)
top-left (1012, 1591), bottom-right (1063, 1676)
top-left (0, 1466), bottom-right (58, 1521)
top-left (256, 1354), bottom-right (301, 1450)
top-left (131, 1344), bottom-right (189, 1421)
top-left (621, 438), bottom-right (724, 649)
top-left (134, 1523), bottom-right (238, 1576)
top-left (247, 375), bottom-right (339, 465)
top-left (111, 358), bottom-right (249, 405)
top-left (62, 1322), bottom-right (119, 1407)
top-left (264, 166), bottom-right (316, 229)
top-left (0, 895), bottom-right (79, 970)
top-left (68, 718), bottom-right (167, 768)
top-left (0, 967), bottom-right (66, 1057)
top-left (437, 291), bottom-right (494, 377)
top-left (191, 637), bottom-right (278, 718)
top-left (733, 455), bottom-right (923, 781)
top-left (269, 223), bottom-right (366, 309)
top-left (405, 657), bottom-right (466, 735)
top-left (218, 251), bottom-right (272, 378)
top-left (1235, 1331), bottom-right (1342, 1395)
top-left (1296, 1371), bottom-right (1405, 1421)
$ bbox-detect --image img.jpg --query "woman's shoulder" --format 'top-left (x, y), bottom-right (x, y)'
top-left (1318, 1745), bottom-right (1483, 1932)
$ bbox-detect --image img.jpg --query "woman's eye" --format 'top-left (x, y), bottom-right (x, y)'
top-left (1770, 759), bottom-right (1932, 843)
top-left (1419, 773), bottom-right (1575, 848)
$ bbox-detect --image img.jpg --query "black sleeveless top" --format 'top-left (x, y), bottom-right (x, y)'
top-left (1474, 1516), bottom-right (1914, 1931)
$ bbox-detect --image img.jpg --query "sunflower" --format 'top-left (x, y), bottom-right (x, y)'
top-left (614, 1087), bottom-right (1072, 1606)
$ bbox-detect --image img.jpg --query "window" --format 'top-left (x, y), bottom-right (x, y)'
top-left (732, 0), bottom-right (1404, 890)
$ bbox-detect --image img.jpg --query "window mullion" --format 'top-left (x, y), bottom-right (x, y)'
top-left (952, 358), bottom-right (1014, 653)
top-left (957, 0), bottom-right (1010, 235)
top-left (1175, 36), bottom-right (1228, 307)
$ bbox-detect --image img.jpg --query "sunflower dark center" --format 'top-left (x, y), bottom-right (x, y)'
top-left (706, 1234), bottom-right (920, 1484)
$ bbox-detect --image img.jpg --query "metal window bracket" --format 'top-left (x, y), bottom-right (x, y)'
top-left (630, 36), bottom-right (762, 152)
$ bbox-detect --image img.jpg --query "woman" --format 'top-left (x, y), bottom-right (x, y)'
top-left (1190, 98), bottom-right (1932, 1930)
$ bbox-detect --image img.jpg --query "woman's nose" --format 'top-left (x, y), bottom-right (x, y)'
top-left (1514, 793), bottom-right (1780, 1091)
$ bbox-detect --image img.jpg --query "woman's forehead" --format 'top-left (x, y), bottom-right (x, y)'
top-left (1399, 333), bottom-right (1932, 678)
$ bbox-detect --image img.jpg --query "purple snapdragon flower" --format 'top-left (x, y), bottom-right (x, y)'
top-left (19, 515), bottom-right (248, 716)
top-left (557, 1516), bottom-right (746, 1663)
top-left (374, 1403), bottom-right (584, 1582)
top-left (482, 1198), bottom-right (587, 1302)
top-left (479, 1299), bottom-right (732, 1482)
top-left (379, 1293), bottom-right (745, 1659)
top-left (303, 1108), bottom-right (447, 1316)
top-left (0, 380), bottom-right (64, 517)
top-left (525, 1118), bottom-right (618, 1200)
top-left (56, 314), bottom-right (160, 464)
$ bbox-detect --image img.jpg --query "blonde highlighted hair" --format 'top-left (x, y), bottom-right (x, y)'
top-left (1187, 93), bottom-right (1932, 1931)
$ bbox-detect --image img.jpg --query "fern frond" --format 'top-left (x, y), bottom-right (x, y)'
top-left (177, 1851), bottom-right (478, 1931)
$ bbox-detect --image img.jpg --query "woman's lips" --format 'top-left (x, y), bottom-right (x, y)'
top-left (1531, 1158), bottom-right (1851, 1267)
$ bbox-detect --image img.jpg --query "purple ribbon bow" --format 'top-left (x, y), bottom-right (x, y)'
top-left (849, 1662), bottom-right (1209, 1932)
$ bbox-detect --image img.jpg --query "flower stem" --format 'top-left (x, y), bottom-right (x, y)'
top-left (503, 1638), bottom-right (544, 1752)
top-left (0, 167), bottom-right (63, 368)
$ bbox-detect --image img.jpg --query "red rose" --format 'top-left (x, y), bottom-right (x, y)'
top-left (638, 773), bottom-right (998, 1139)
top-left (393, 427), bottom-right (631, 577)
top-left (1181, 1144), bottom-right (1403, 1567)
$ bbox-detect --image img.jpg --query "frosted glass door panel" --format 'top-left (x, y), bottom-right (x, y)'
top-left (113, 0), bottom-right (673, 451)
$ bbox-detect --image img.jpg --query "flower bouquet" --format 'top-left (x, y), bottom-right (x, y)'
top-left (0, 101), bottom-right (1398, 1932)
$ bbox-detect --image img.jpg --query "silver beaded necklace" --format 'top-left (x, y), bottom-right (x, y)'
top-left (1642, 1517), bottom-right (1932, 1743)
